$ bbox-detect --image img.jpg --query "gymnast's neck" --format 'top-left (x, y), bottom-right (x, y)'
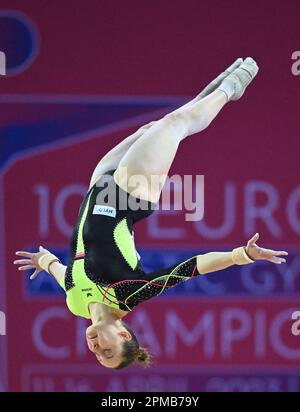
top-left (88, 302), bottom-right (128, 325)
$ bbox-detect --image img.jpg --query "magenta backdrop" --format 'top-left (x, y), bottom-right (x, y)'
top-left (0, 0), bottom-right (300, 392)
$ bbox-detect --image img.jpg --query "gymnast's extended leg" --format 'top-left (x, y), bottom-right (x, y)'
top-left (89, 58), bottom-right (243, 189)
top-left (114, 57), bottom-right (259, 203)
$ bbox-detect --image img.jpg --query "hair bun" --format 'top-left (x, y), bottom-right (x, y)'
top-left (135, 347), bottom-right (151, 367)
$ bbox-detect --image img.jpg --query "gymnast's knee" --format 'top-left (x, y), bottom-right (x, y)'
top-left (163, 112), bottom-right (190, 139)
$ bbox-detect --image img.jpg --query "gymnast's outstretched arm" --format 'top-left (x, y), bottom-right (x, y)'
top-left (195, 233), bottom-right (288, 274)
top-left (138, 233), bottom-right (288, 302)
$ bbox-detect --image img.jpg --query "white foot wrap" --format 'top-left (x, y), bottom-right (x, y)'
top-left (198, 58), bottom-right (243, 99)
top-left (217, 57), bottom-right (259, 101)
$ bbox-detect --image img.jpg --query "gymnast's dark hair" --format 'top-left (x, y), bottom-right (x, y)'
top-left (114, 322), bottom-right (151, 369)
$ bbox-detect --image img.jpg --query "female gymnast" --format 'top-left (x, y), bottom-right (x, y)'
top-left (14, 57), bottom-right (288, 369)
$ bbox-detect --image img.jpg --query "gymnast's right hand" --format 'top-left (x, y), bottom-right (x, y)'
top-left (13, 246), bottom-right (51, 280)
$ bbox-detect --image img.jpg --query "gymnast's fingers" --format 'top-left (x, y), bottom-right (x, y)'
top-left (30, 269), bottom-right (42, 280)
top-left (15, 251), bottom-right (33, 258)
top-left (13, 259), bottom-right (32, 265)
top-left (272, 250), bottom-right (288, 256)
top-left (18, 265), bottom-right (35, 271)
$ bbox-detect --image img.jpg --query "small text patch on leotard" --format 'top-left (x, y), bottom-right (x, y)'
top-left (92, 205), bottom-right (116, 218)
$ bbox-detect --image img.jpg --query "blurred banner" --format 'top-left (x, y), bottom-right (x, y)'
top-left (0, 0), bottom-right (299, 392)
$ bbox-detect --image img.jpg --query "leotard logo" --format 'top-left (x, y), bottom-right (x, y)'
top-left (92, 205), bottom-right (116, 218)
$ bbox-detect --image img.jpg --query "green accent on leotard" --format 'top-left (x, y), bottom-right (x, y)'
top-left (113, 218), bottom-right (138, 270)
top-left (60, 259), bottom-right (119, 319)
top-left (76, 189), bottom-right (92, 255)
top-left (60, 190), bottom-right (119, 319)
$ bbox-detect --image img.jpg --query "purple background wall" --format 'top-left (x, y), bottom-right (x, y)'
top-left (0, 0), bottom-right (300, 392)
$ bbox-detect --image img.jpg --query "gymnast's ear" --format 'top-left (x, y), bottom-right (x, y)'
top-left (118, 330), bottom-right (132, 341)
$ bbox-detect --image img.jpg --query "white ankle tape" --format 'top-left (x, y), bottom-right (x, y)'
top-left (217, 86), bottom-right (232, 101)
top-left (232, 247), bottom-right (255, 265)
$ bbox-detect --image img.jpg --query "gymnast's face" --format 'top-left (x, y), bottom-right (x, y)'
top-left (86, 323), bottom-right (131, 368)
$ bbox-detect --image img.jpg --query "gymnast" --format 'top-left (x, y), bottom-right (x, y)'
top-left (14, 57), bottom-right (288, 369)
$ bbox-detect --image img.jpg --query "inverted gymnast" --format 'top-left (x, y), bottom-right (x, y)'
top-left (14, 57), bottom-right (288, 369)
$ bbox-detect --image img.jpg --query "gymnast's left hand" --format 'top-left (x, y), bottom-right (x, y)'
top-left (13, 246), bottom-right (51, 279)
top-left (245, 233), bottom-right (288, 264)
